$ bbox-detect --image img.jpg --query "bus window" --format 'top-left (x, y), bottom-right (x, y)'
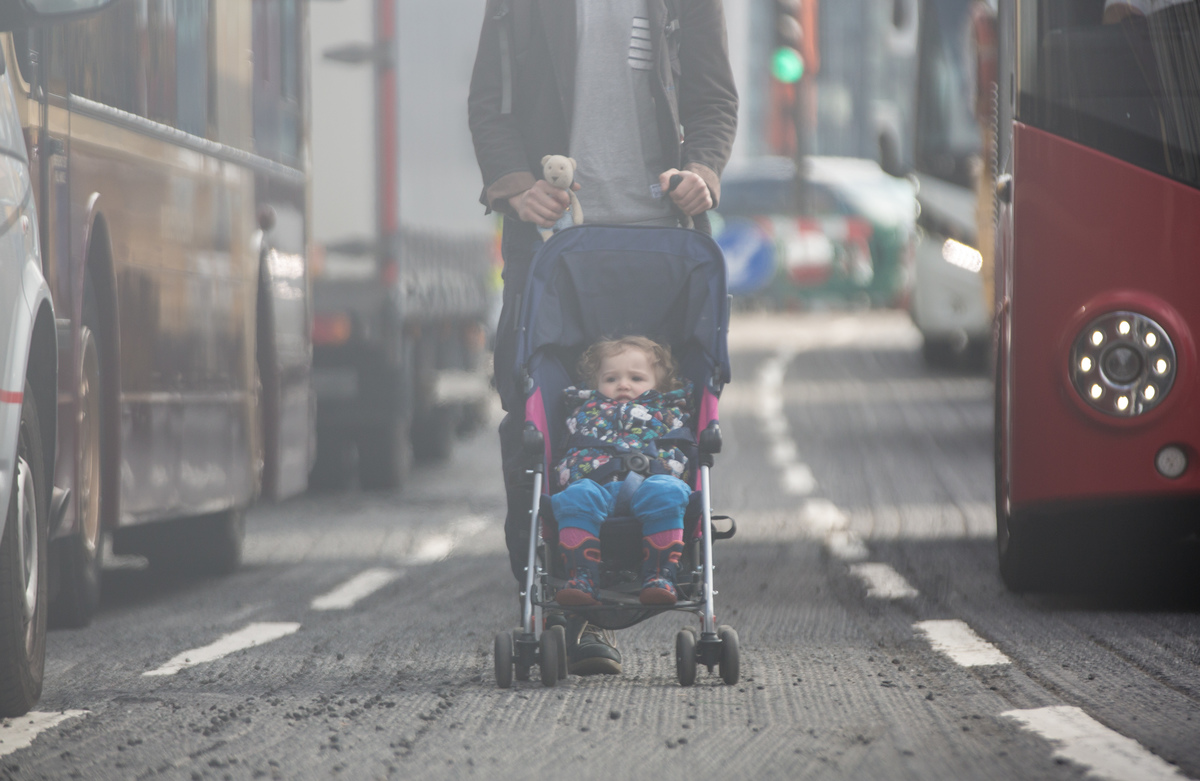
top-left (175, 0), bottom-right (208, 137)
top-left (252, 0), bottom-right (301, 166)
top-left (279, 0), bottom-right (299, 162)
top-left (915, 0), bottom-right (982, 187)
top-left (143, 0), bottom-right (178, 126)
top-left (68, 1), bottom-right (143, 114)
top-left (1017, 0), bottom-right (1200, 187)
top-left (252, 0), bottom-right (279, 160)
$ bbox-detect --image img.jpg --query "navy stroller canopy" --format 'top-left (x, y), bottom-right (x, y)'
top-left (514, 225), bottom-right (731, 391)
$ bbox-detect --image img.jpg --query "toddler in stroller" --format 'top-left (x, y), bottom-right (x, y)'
top-left (552, 336), bottom-right (694, 607)
top-left (494, 224), bottom-right (740, 688)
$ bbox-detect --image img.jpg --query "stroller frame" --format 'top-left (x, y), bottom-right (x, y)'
top-left (493, 225), bottom-right (740, 688)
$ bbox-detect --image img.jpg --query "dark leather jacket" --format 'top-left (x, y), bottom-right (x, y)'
top-left (468, 0), bottom-right (739, 216)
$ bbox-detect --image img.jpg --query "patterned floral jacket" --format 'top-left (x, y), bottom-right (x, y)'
top-left (555, 384), bottom-right (693, 489)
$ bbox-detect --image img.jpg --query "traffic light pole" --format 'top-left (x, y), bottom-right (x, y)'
top-left (375, 0), bottom-right (399, 281)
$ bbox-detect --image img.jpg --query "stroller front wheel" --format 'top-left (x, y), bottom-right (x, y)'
top-left (719, 626), bottom-right (740, 685)
top-left (550, 624), bottom-right (568, 680)
top-left (676, 628), bottom-right (697, 686)
top-left (494, 632), bottom-right (513, 689)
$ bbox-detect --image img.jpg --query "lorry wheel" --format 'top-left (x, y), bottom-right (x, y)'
top-left (51, 318), bottom-right (104, 629)
top-left (0, 382), bottom-right (48, 717)
top-left (358, 414), bottom-right (412, 490)
top-left (309, 430), bottom-right (353, 492)
top-left (411, 406), bottom-right (454, 463)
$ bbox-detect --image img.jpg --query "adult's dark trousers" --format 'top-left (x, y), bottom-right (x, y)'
top-left (496, 218), bottom-right (544, 582)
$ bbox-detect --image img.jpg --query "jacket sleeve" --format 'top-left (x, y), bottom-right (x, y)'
top-left (468, 0), bottom-right (538, 214)
top-left (676, 0), bottom-right (739, 207)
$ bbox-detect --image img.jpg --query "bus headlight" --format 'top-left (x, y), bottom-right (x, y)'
top-left (1070, 311), bottom-right (1176, 417)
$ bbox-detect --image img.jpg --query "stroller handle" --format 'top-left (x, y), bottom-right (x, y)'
top-left (665, 173), bottom-right (713, 236)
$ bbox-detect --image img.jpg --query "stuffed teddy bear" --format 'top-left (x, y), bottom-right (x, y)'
top-left (541, 154), bottom-right (584, 226)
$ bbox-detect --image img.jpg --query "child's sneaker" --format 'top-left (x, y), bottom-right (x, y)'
top-left (639, 574), bottom-right (678, 605)
top-left (557, 535), bottom-right (601, 606)
top-left (639, 537), bottom-right (683, 605)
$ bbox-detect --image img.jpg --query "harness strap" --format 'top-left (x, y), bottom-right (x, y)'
top-left (612, 473), bottom-right (645, 518)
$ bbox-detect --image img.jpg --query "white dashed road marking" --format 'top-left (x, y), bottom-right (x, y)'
top-left (798, 499), bottom-right (869, 562)
top-left (411, 534), bottom-right (455, 563)
top-left (1003, 706), bottom-right (1189, 781)
top-left (915, 619), bottom-right (1011, 667)
top-left (409, 515), bottom-right (492, 564)
top-left (757, 351), bottom-right (818, 497)
top-left (850, 562), bottom-right (919, 599)
top-left (742, 317), bottom-right (1185, 781)
top-left (0, 711), bottom-right (87, 758)
top-left (782, 464), bottom-right (818, 496)
top-left (143, 622), bottom-right (302, 677)
top-left (311, 567), bottom-right (403, 611)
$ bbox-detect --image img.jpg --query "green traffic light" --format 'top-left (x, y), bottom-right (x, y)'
top-left (772, 47), bottom-right (804, 83)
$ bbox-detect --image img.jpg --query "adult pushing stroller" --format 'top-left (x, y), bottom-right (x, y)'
top-left (493, 224), bottom-right (739, 688)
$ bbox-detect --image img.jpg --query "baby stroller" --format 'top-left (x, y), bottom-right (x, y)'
top-left (493, 224), bottom-right (739, 688)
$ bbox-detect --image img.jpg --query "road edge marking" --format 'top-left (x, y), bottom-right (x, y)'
top-left (0, 711), bottom-right (87, 758)
top-left (1002, 706), bottom-right (1188, 781)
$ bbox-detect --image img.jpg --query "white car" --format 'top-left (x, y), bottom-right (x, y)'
top-left (0, 0), bottom-right (111, 718)
top-left (0, 54), bottom-right (52, 718)
top-left (909, 174), bottom-right (991, 367)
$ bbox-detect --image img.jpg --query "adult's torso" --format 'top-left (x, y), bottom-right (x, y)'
top-left (507, 0), bottom-right (682, 187)
top-left (569, 0), bottom-right (676, 225)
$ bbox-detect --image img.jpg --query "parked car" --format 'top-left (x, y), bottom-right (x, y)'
top-left (0, 30), bottom-right (54, 717)
top-left (715, 156), bottom-right (917, 309)
top-left (0, 0), bottom-right (111, 718)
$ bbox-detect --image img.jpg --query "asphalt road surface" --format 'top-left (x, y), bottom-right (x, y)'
top-left (4, 311), bottom-right (1198, 780)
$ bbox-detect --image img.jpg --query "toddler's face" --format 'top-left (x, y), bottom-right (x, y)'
top-left (596, 348), bottom-right (657, 402)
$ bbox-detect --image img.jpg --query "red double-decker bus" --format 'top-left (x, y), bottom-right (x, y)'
top-left (993, 0), bottom-right (1200, 589)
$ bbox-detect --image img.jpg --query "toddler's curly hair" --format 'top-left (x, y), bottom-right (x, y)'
top-left (577, 336), bottom-right (682, 391)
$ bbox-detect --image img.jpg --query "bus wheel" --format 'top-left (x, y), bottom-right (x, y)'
top-left (138, 508), bottom-right (245, 577)
top-left (189, 508), bottom-right (245, 576)
top-left (996, 510), bottom-right (1036, 592)
top-left (922, 337), bottom-right (958, 368)
top-left (0, 381), bottom-right (48, 717)
top-left (51, 290), bottom-right (105, 628)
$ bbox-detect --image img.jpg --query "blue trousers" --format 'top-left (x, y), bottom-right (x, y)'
top-left (551, 475), bottom-right (690, 537)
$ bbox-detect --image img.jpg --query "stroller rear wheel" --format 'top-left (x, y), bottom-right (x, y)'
top-left (550, 624), bottom-right (568, 680)
top-left (675, 628), bottom-right (697, 686)
top-left (539, 630), bottom-right (560, 687)
top-left (494, 632), bottom-right (513, 689)
top-left (719, 626), bottom-right (740, 685)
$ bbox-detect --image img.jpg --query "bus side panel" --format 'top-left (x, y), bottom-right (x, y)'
top-left (68, 123), bottom-right (259, 524)
top-left (1009, 123), bottom-right (1200, 510)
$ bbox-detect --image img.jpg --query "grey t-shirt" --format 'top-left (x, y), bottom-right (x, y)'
top-left (568, 0), bottom-right (676, 227)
